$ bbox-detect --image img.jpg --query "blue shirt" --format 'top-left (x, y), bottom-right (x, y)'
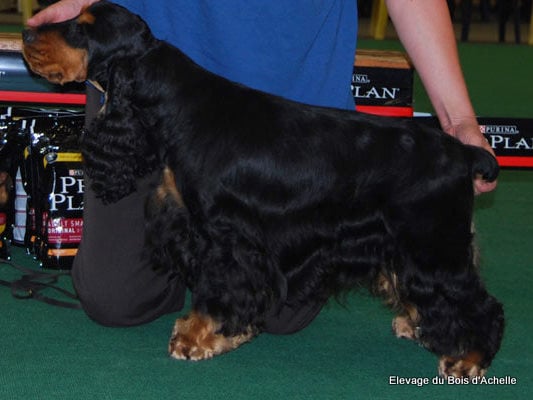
top-left (113, 1), bottom-right (358, 109)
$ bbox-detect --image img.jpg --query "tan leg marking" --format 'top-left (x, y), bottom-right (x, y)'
top-left (375, 271), bottom-right (399, 307)
top-left (438, 351), bottom-right (487, 378)
top-left (392, 304), bottom-right (420, 340)
top-left (168, 312), bottom-right (254, 361)
top-left (156, 166), bottom-right (184, 207)
top-left (392, 316), bottom-right (416, 340)
top-left (375, 272), bottom-right (421, 341)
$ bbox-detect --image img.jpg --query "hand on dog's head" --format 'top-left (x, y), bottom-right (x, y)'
top-left (22, 1), bottom-right (152, 86)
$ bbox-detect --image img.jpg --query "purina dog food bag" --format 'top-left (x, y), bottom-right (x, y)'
top-left (1, 107), bottom-right (84, 268)
top-left (24, 113), bottom-right (84, 269)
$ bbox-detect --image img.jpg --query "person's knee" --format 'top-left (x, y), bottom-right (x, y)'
top-left (72, 266), bottom-right (186, 327)
top-left (74, 280), bottom-right (144, 326)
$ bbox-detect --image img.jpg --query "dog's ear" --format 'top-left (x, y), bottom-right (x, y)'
top-left (83, 2), bottom-right (155, 80)
top-left (81, 59), bottom-right (159, 204)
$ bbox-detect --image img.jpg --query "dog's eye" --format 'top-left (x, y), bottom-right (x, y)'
top-left (49, 72), bottom-right (64, 81)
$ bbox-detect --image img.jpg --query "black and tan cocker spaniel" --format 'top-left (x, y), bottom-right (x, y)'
top-left (22, 1), bottom-right (503, 377)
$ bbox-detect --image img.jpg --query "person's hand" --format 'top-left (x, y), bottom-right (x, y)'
top-left (26, 0), bottom-right (98, 27)
top-left (442, 117), bottom-right (498, 195)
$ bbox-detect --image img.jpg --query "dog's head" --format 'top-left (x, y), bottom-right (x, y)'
top-left (23, 1), bottom-right (161, 204)
top-left (22, 1), bottom-right (153, 85)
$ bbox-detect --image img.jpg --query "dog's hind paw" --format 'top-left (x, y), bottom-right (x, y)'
top-left (438, 352), bottom-right (487, 378)
top-left (392, 315), bottom-right (420, 340)
top-left (168, 312), bottom-right (254, 361)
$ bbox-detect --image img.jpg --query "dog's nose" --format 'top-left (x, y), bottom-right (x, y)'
top-left (22, 29), bottom-right (36, 44)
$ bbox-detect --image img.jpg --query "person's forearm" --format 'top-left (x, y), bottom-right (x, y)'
top-left (386, 0), bottom-right (475, 133)
top-left (386, 0), bottom-right (497, 194)
top-left (27, 0), bottom-right (100, 27)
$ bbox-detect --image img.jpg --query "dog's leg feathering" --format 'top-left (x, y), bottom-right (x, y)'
top-left (375, 272), bottom-right (421, 341)
top-left (438, 351), bottom-right (487, 378)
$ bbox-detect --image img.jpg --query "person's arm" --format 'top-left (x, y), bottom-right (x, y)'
top-left (26, 0), bottom-right (99, 27)
top-left (386, 0), bottom-right (496, 194)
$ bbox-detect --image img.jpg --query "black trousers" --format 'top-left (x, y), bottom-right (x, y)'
top-left (72, 85), bottom-right (324, 333)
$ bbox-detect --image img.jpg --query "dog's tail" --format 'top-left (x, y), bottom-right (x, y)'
top-left (468, 145), bottom-right (499, 182)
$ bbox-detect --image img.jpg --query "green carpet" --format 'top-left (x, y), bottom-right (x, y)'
top-left (1, 41), bottom-right (532, 399)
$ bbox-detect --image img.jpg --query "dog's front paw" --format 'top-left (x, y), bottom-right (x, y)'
top-left (392, 315), bottom-right (420, 340)
top-left (168, 312), bottom-right (254, 361)
top-left (438, 352), bottom-right (487, 378)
